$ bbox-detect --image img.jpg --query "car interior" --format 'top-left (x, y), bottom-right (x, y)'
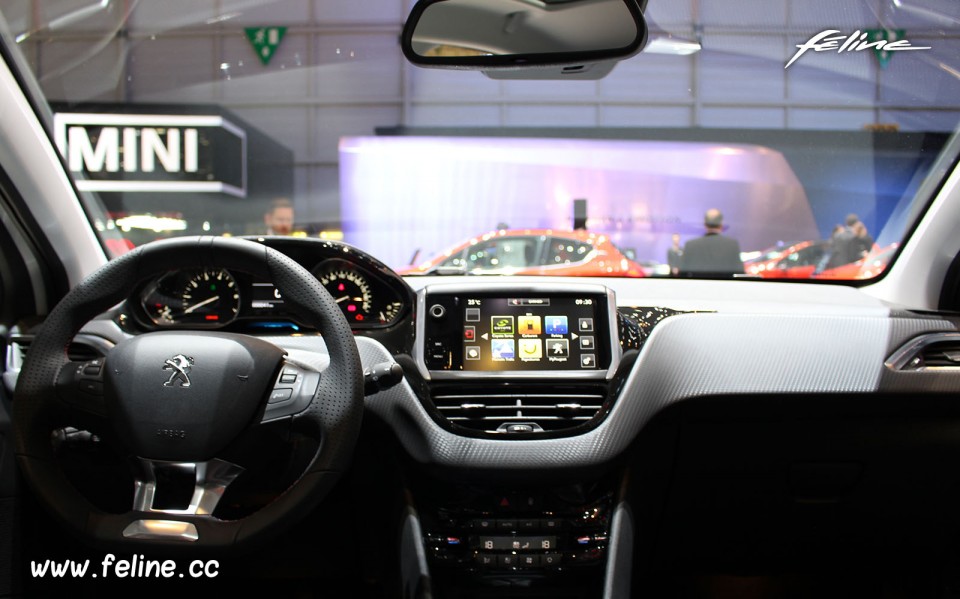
top-left (1, 0), bottom-right (960, 598)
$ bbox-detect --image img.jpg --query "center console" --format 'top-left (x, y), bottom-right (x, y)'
top-left (405, 284), bottom-right (630, 597)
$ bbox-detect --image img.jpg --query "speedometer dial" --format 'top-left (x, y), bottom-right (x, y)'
top-left (140, 268), bottom-right (240, 327)
top-left (180, 269), bottom-right (241, 325)
top-left (318, 269), bottom-right (373, 324)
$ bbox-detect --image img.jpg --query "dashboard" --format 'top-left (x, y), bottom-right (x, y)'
top-left (22, 236), bottom-right (960, 597)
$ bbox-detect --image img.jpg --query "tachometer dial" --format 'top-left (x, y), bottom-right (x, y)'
top-left (178, 269), bottom-right (241, 325)
top-left (318, 269), bottom-right (373, 323)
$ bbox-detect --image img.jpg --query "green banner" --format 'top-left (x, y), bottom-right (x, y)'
top-left (245, 27), bottom-right (287, 65)
top-left (864, 28), bottom-right (906, 69)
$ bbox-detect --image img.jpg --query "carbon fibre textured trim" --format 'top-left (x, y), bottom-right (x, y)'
top-left (359, 314), bottom-right (960, 472)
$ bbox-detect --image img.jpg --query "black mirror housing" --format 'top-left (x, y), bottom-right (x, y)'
top-left (401, 0), bottom-right (647, 74)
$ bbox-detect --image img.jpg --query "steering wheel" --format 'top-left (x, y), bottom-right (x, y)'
top-left (13, 236), bottom-right (364, 549)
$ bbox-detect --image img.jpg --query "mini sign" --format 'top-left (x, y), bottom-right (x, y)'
top-left (53, 113), bottom-right (247, 197)
top-left (245, 27), bottom-right (287, 65)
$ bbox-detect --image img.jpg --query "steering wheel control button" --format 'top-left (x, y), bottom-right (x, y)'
top-left (269, 388), bottom-right (293, 404)
top-left (82, 359), bottom-right (104, 375)
top-left (78, 380), bottom-right (103, 395)
top-left (262, 367), bottom-right (321, 422)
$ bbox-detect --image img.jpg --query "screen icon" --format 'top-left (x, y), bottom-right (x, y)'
top-left (545, 339), bottom-right (569, 358)
top-left (465, 346), bottom-right (481, 360)
top-left (464, 326), bottom-right (476, 341)
top-left (465, 308), bottom-right (480, 322)
top-left (545, 316), bottom-right (568, 335)
top-left (491, 339), bottom-right (515, 360)
top-left (578, 318), bottom-right (594, 332)
top-left (518, 315), bottom-right (542, 335)
top-left (580, 354), bottom-right (596, 368)
top-left (579, 336), bottom-right (594, 350)
top-left (518, 339), bottom-right (543, 359)
top-left (491, 316), bottom-right (514, 336)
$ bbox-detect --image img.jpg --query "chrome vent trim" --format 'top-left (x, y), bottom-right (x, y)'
top-left (432, 391), bottom-right (606, 434)
top-left (885, 332), bottom-right (960, 371)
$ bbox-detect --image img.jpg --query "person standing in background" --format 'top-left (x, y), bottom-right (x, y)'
top-left (825, 213), bottom-right (861, 269)
top-left (666, 233), bottom-right (683, 276)
top-left (679, 209), bottom-right (744, 276)
top-left (264, 197), bottom-right (295, 236)
top-left (853, 220), bottom-right (874, 258)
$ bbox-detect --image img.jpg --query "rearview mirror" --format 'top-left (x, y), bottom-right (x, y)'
top-left (401, 0), bottom-right (647, 75)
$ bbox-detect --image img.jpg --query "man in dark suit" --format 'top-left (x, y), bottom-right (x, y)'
top-left (679, 209), bottom-right (744, 276)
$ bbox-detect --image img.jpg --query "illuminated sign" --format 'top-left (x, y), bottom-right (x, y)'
top-left (53, 113), bottom-right (247, 197)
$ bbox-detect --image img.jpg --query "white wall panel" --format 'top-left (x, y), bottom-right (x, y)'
top-left (885, 0), bottom-right (960, 28)
top-left (230, 0), bottom-right (312, 25)
top-left (313, 0), bottom-right (404, 23)
top-left (314, 106), bottom-right (402, 161)
top-left (879, 42), bottom-right (960, 107)
top-left (37, 39), bottom-right (123, 103)
top-left (501, 78), bottom-right (599, 100)
top-left (128, 36), bottom-right (217, 101)
top-left (129, 2), bottom-right (225, 32)
top-left (504, 105), bottom-right (598, 127)
top-left (699, 34), bottom-right (787, 102)
top-left (700, 0), bottom-right (787, 28)
top-left (231, 106), bottom-right (313, 161)
top-left (221, 33), bottom-right (311, 100)
top-left (700, 106), bottom-right (785, 128)
top-left (409, 68), bottom-right (503, 100)
top-left (600, 54), bottom-right (695, 100)
top-left (303, 165), bottom-right (342, 222)
top-left (788, 108), bottom-right (876, 130)
top-left (600, 105), bottom-right (692, 127)
top-left (786, 35), bottom-right (876, 103)
top-left (409, 104), bottom-right (503, 127)
top-left (788, 0), bottom-right (885, 28)
top-left (314, 33), bottom-right (402, 98)
top-left (644, 0), bottom-right (695, 29)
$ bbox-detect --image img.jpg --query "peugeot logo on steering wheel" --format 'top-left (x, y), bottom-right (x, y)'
top-left (162, 354), bottom-right (194, 387)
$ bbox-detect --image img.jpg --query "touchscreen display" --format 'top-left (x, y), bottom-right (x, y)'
top-left (460, 295), bottom-right (605, 371)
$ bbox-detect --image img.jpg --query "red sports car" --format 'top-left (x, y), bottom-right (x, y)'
top-left (399, 229), bottom-right (646, 277)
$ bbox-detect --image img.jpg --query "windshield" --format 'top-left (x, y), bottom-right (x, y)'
top-left (2, 0), bottom-right (958, 280)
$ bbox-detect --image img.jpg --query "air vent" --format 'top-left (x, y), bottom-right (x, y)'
top-left (431, 387), bottom-right (607, 435)
top-left (886, 333), bottom-right (960, 371)
top-left (916, 342), bottom-right (960, 369)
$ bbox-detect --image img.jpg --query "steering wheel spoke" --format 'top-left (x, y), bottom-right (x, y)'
top-left (132, 457), bottom-right (245, 516)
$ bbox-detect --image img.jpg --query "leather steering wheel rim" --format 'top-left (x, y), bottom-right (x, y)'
top-left (12, 236), bottom-right (364, 550)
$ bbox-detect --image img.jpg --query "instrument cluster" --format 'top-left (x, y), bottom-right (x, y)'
top-left (130, 240), bottom-right (412, 332)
